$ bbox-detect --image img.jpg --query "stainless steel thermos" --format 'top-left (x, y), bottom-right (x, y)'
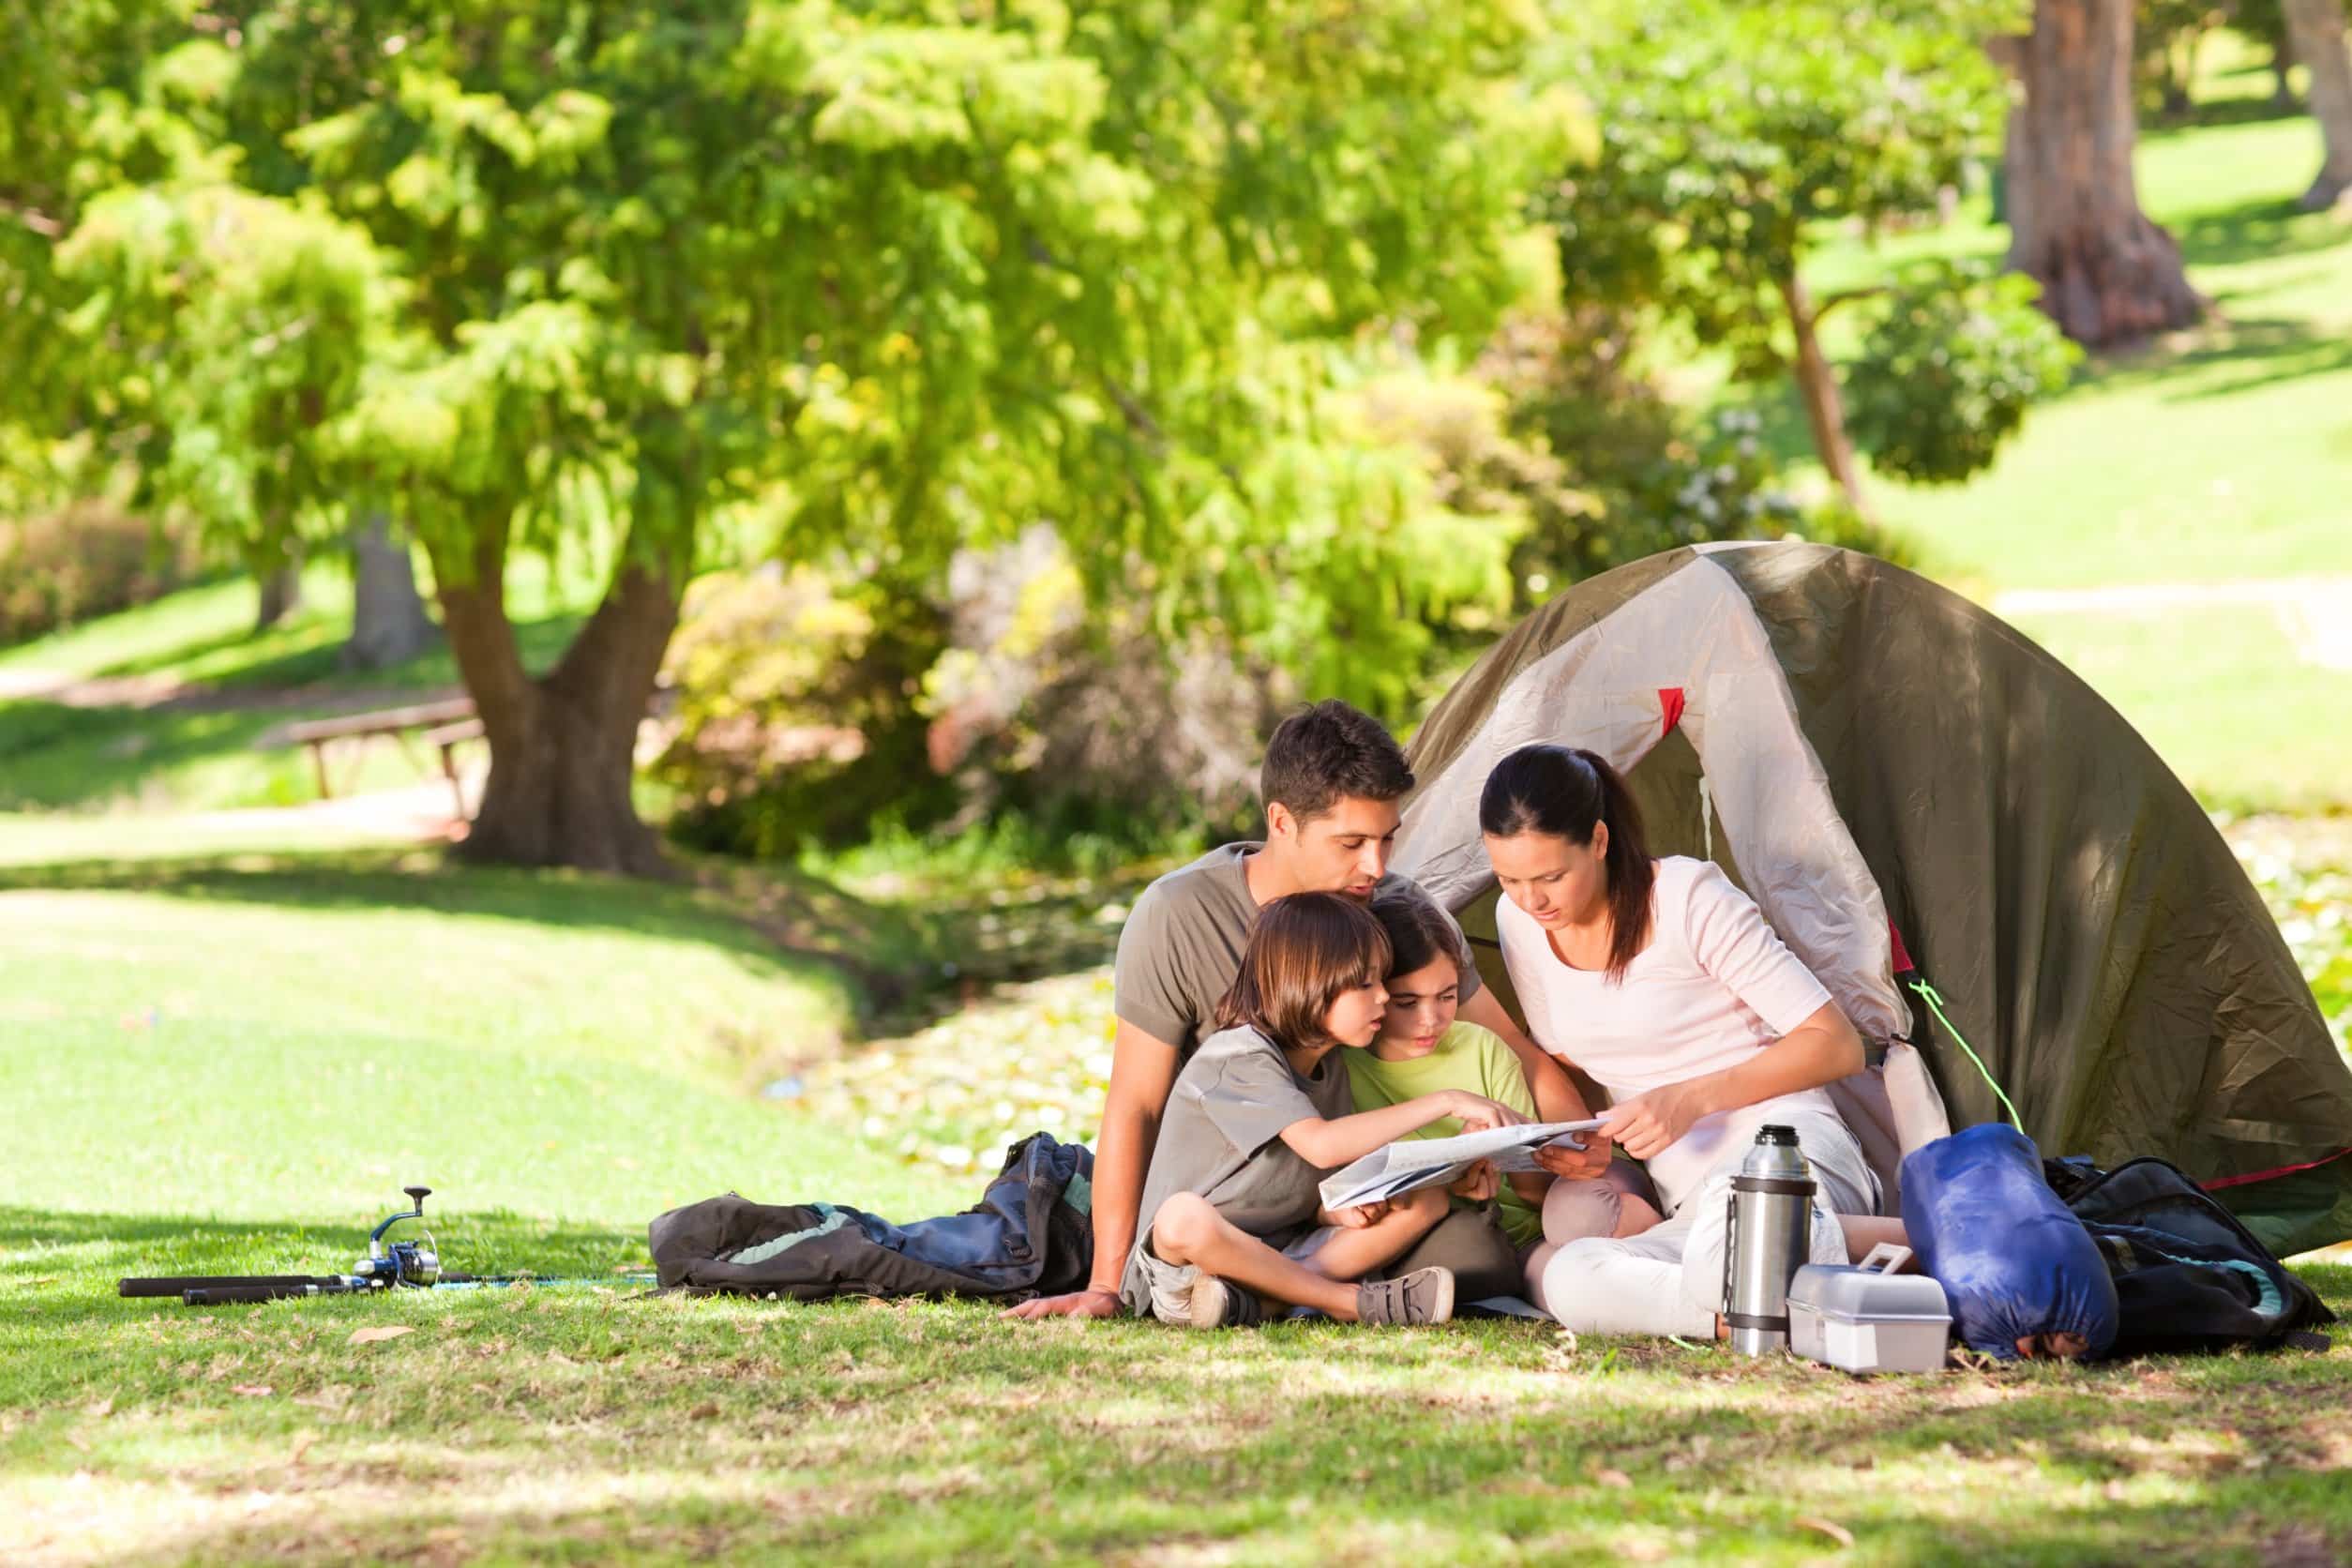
top-left (1723, 1124), bottom-right (1817, 1356)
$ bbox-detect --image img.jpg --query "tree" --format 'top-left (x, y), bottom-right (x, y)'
top-left (346, 515), bottom-right (440, 669)
top-left (2283, 0), bottom-right (2352, 208)
top-left (2001, 0), bottom-right (2205, 346)
top-left (1551, 0), bottom-right (2063, 519)
top-left (24, 1), bottom-right (1580, 871)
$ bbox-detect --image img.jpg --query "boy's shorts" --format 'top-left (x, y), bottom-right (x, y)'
top-left (1132, 1224), bottom-right (1338, 1323)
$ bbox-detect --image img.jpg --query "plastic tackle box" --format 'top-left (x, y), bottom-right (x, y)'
top-left (1787, 1244), bottom-right (1952, 1374)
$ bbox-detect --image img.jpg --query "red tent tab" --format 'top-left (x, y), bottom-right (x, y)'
top-left (1658, 686), bottom-right (1685, 737)
top-left (1889, 919), bottom-right (1917, 975)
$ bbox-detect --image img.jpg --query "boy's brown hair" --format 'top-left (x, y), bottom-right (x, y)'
top-left (1214, 892), bottom-right (1393, 1049)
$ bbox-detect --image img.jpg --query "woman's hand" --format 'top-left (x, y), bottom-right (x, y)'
top-left (1532, 1126), bottom-right (1614, 1180)
top-left (1323, 1200), bottom-right (1390, 1229)
top-left (1448, 1159), bottom-right (1500, 1202)
top-left (1598, 1081), bottom-right (1715, 1160)
top-left (1438, 1091), bottom-right (1527, 1134)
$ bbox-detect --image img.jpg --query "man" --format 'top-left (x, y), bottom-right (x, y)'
top-left (1007, 700), bottom-right (1603, 1321)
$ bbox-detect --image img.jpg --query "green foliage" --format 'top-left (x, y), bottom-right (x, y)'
top-left (654, 565), bottom-right (951, 854)
top-left (1546, 0), bottom-right (2057, 495)
top-left (11, 0), bottom-right (1588, 860)
top-left (1844, 272), bottom-right (2082, 486)
top-left (1474, 309), bottom-right (1802, 588)
top-left (1551, 0), bottom-right (2001, 380)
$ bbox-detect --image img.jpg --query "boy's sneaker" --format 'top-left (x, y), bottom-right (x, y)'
top-left (1356, 1266), bottom-right (1456, 1326)
top-left (1184, 1273), bottom-right (1266, 1329)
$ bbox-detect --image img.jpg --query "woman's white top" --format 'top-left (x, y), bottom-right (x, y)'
top-left (1498, 855), bottom-right (1837, 1214)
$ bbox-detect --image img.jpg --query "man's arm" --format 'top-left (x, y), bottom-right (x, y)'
top-left (1001, 1019), bottom-right (1180, 1320)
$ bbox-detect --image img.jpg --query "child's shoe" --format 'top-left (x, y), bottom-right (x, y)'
top-left (1356, 1266), bottom-right (1455, 1326)
top-left (1184, 1273), bottom-right (1267, 1329)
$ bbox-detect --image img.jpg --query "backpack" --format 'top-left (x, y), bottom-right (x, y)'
top-left (2043, 1154), bottom-right (2334, 1357)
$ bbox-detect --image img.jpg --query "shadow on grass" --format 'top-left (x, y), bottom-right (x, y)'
top-left (0, 609), bottom-right (586, 812)
top-left (0, 700), bottom-right (294, 811)
top-left (0, 841), bottom-right (1132, 1035)
top-left (2145, 92), bottom-right (2309, 135)
top-left (0, 845), bottom-right (897, 980)
top-left (0, 1204), bottom-right (646, 1336)
top-left (46, 1294), bottom-right (2352, 1563)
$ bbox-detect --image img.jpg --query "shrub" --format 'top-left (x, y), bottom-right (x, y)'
top-left (0, 504), bottom-right (194, 646)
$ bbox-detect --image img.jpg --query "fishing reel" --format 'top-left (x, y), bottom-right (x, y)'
top-left (121, 1184), bottom-right (450, 1305)
top-left (352, 1185), bottom-right (441, 1288)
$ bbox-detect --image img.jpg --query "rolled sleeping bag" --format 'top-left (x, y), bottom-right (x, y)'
top-left (1900, 1123), bottom-right (2118, 1360)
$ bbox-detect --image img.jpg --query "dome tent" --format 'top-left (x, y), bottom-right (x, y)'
top-left (1393, 541), bottom-right (2352, 1256)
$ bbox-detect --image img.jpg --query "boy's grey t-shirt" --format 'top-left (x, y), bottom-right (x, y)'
top-left (1111, 842), bottom-right (1483, 1058)
top-left (1120, 1024), bottom-right (1354, 1311)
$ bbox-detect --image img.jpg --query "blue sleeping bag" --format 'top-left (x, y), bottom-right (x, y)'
top-left (1901, 1123), bottom-right (2118, 1360)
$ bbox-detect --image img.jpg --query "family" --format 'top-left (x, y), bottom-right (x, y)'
top-left (1005, 699), bottom-right (1900, 1336)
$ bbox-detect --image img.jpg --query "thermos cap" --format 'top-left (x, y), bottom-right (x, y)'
top-left (1756, 1124), bottom-right (1798, 1146)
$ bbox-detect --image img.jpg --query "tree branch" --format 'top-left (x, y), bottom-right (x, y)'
top-left (1812, 283), bottom-right (1892, 323)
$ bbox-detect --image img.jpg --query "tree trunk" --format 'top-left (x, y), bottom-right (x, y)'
top-left (430, 518), bottom-right (683, 876)
top-left (1776, 272), bottom-right (1872, 521)
top-left (253, 553), bottom-right (303, 632)
top-left (344, 512), bottom-right (441, 670)
top-left (2003, 1), bottom-right (2205, 348)
top-left (2284, 0), bottom-right (2352, 210)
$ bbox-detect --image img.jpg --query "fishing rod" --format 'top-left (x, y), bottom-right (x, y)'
top-left (117, 1186), bottom-right (653, 1306)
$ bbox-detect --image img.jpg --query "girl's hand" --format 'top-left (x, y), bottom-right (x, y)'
top-left (1325, 1200), bottom-right (1389, 1229)
top-left (1532, 1126), bottom-right (1614, 1180)
top-left (1448, 1159), bottom-right (1500, 1202)
top-left (1439, 1091), bottom-right (1527, 1134)
top-left (1598, 1082), bottom-right (1713, 1160)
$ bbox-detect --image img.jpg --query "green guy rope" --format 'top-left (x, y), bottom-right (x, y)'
top-left (1908, 978), bottom-right (2022, 1128)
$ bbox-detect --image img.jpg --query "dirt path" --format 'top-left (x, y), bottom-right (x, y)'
top-left (1992, 575), bottom-right (2352, 671)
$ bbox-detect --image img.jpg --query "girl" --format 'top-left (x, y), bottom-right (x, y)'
top-left (1121, 891), bottom-right (1527, 1328)
top-left (1484, 744), bottom-right (1873, 1337)
top-left (1348, 891), bottom-right (1662, 1306)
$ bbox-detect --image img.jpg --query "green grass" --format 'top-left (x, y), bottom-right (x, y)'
top-left (1809, 115), bottom-right (2352, 596)
top-left (4, 823), bottom-right (2351, 1563)
top-left (1737, 54), bottom-right (2352, 813)
top-left (0, 556), bottom-right (590, 814)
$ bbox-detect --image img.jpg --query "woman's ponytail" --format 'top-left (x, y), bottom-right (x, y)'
top-left (1480, 743), bottom-right (1654, 984)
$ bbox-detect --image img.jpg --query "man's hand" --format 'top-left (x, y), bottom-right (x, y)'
top-left (1448, 1158), bottom-right (1500, 1202)
top-left (1000, 1288), bottom-right (1123, 1322)
top-left (1598, 1081), bottom-right (1714, 1161)
top-left (1323, 1199), bottom-right (1392, 1229)
top-left (1532, 1126), bottom-right (1615, 1180)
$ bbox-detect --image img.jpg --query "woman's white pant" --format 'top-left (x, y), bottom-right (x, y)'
top-left (1528, 1109), bottom-right (1877, 1337)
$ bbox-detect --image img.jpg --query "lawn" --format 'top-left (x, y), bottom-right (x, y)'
top-left (0, 556), bottom-right (590, 815)
top-left (1754, 44), bottom-right (2352, 812)
top-left (6, 826), bottom-right (2352, 1566)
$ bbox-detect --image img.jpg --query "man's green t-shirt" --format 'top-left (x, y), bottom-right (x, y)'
top-left (1343, 1022), bottom-right (1543, 1246)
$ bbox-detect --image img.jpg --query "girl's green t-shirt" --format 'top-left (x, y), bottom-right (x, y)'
top-left (1343, 1021), bottom-right (1543, 1246)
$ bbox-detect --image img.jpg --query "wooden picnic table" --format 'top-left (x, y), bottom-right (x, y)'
top-left (283, 697), bottom-right (480, 816)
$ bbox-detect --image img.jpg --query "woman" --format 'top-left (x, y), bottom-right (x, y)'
top-left (1483, 743), bottom-right (1877, 1337)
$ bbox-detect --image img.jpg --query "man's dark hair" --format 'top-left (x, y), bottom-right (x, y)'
top-left (1259, 700), bottom-right (1414, 825)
